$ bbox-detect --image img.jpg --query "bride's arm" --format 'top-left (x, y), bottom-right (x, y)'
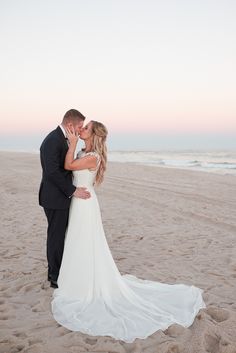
top-left (65, 148), bottom-right (96, 171)
top-left (64, 129), bottom-right (97, 171)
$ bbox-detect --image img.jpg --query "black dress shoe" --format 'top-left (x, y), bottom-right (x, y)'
top-left (50, 280), bottom-right (58, 288)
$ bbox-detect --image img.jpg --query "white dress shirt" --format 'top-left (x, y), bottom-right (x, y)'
top-left (59, 124), bottom-right (67, 138)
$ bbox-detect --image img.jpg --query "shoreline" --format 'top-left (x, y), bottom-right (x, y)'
top-left (1, 149), bottom-right (236, 178)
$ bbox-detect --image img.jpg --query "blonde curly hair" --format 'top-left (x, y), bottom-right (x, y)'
top-left (90, 120), bottom-right (108, 185)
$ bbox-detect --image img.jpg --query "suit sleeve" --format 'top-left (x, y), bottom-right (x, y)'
top-left (42, 138), bottom-right (76, 198)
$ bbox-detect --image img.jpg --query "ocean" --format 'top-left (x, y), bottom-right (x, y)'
top-left (1, 148), bottom-right (236, 176)
top-left (108, 150), bottom-right (236, 176)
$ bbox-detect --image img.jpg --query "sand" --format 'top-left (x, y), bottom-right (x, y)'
top-left (0, 151), bottom-right (236, 353)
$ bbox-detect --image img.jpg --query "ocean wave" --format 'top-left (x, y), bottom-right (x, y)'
top-left (108, 151), bottom-right (236, 175)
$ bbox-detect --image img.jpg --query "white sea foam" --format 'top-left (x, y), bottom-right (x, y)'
top-left (108, 150), bottom-right (236, 175)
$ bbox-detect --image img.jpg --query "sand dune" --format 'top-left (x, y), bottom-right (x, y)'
top-left (0, 151), bottom-right (236, 353)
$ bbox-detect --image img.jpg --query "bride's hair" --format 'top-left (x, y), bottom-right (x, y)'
top-left (90, 121), bottom-right (108, 185)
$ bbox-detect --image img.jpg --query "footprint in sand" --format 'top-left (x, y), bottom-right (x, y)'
top-left (15, 344), bottom-right (26, 351)
top-left (0, 314), bottom-right (15, 320)
top-left (15, 281), bottom-right (38, 293)
top-left (28, 338), bottom-right (43, 345)
top-left (13, 331), bottom-right (27, 339)
top-left (0, 305), bottom-right (7, 313)
top-left (206, 307), bottom-right (230, 323)
top-left (0, 285), bottom-right (8, 291)
top-left (204, 334), bottom-right (220, 353)
top-left (85, 337), bottom-right (97, 345)
top-left (164, 342), bottom-right (184, 353)
top-left (31, 299), bottom-right (47, 313)
top-left (164, 324), bottom-right (187, 337)
top-left (56, 326), bottom-right (70, 337)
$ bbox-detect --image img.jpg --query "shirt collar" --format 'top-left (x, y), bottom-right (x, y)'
top-left (59, 124), bottom-right (67, 138)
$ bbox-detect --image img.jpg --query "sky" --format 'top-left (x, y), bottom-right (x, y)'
top-left (0, 0), bottom-right (236, 150)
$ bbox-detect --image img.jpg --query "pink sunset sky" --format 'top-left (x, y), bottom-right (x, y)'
top-left (0, 0), bottom-right (236, 148)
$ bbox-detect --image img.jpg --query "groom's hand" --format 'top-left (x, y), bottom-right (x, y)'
top-left (73, 187), bottom-right (91, 199)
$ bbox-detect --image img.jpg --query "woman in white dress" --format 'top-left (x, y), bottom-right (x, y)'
top-left (51, 120), bottom-right (206, 343)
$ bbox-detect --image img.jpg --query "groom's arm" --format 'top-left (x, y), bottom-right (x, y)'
top-left (42, 139), bottom-right (76, 198)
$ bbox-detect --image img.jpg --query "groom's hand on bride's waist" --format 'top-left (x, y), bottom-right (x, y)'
top-left (72, 187), bottom-right (91, 199)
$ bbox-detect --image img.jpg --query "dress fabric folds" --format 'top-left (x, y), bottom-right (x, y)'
top-left (51, 151), bottom-right (206, 343)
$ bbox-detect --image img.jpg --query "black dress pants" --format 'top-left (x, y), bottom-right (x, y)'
top-left (44, 208), bottom-right (69, 281)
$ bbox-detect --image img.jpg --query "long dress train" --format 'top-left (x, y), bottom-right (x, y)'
top-left (51, 151), bottom-right (206, 343)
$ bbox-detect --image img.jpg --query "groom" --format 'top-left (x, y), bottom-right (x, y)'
top-left (39, 109), bottom-right (91, 288)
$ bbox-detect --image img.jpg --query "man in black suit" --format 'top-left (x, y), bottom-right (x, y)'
top-left (39, 109), bottom-right (91, 288)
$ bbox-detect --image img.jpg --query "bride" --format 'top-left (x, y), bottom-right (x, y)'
top-left (51, 120), bottom-right (206, 343)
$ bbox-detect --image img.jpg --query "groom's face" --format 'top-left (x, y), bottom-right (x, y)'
top-left (66, 120), bottom-right (84, 134)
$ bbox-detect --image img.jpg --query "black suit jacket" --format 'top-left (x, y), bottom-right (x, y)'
top-left (39, 126), bottom-right (76, 209)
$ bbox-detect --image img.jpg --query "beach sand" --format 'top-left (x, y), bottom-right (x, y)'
top-left (1, 151), bottom-right (236, 353)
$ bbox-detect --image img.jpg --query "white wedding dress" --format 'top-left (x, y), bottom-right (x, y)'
top-left (51, 151), bottom-right (206, 343)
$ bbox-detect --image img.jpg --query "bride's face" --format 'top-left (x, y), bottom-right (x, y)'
top-left (79, 121), bottom-right (93, 140)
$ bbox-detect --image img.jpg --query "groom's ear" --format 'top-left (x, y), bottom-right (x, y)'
top-left (66, 122), bottom-right (73, 129)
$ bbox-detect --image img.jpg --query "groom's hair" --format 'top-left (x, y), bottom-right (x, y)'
top-left (62, 109), bottom-right (86, 123)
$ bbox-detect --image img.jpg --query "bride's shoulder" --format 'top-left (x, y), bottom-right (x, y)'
top-left (85, 151), bottom-right (101, 165)
top-left (85, 151), bottom-right (100, 158)
top-left (76, 150), bottom-right (100, 163)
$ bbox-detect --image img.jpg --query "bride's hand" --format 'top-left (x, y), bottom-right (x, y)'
top-left (65, 126), bottom-right (79, 145)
